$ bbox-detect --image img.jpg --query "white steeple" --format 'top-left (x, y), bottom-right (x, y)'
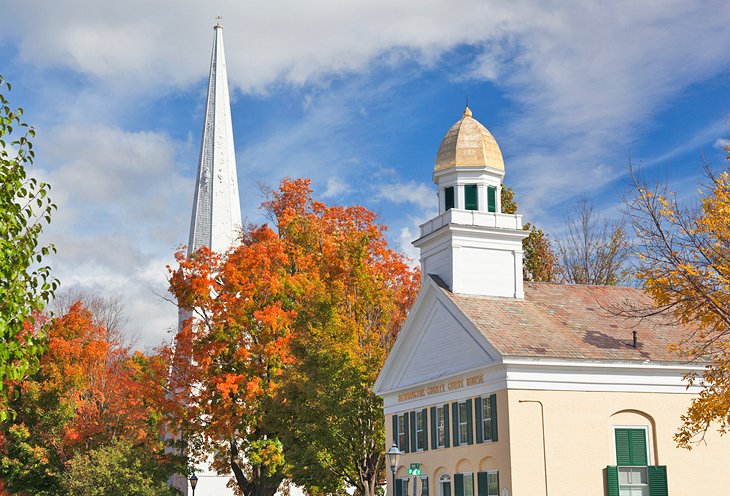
top-left (188, 20), bottom-right (242, 255)
top-left (414, 106), bottom-right (528, 298)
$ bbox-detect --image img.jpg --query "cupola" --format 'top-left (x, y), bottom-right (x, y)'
top-left (414, 107), bottom-right (527, 298)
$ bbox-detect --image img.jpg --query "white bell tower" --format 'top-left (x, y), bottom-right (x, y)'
top-left (413, 107), bottom-right (527, 298)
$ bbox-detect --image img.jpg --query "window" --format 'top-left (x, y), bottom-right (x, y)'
top-left (487, 186), bottom-right (497, 213)
top-left (401, 478), bottom-right (410, 496)
top-left (416, 410), bottom-right (426, 451)
top-left (458, 402), bottom-right (469, 445)
top-left (477, 471), bottom-right (499, 496)
top-left (476, 394), bottom-right (497, 443)
top-left (464, 184), bottom-right (478, 210)
top-left (481, 397), bottom-right (492, 441)
top-left (439, 475), bottom-right (451, 496)
top-left (420, 477), bottom-right (429, 496)
top-left (444, 187), bottom-right (455, 210)
top-left (606, 427), bottom-right (667, 496)
top-left (394, 413), bottom-right (408, 452)
top-left (455, 473), bottom-right (473, 496)
top-left (436, 405), bottom-right (446, 448)
top-left (618, 467), bottom-right (647, 496)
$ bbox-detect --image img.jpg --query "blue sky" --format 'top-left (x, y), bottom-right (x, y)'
top-left (1, 1), bottom-right (729, 348)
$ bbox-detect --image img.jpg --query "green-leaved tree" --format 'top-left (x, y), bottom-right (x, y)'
top-left (0, 75), bottom-right (58, 420)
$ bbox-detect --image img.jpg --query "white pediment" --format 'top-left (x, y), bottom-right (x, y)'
top-left (375, 276), bottom-right (500, 396)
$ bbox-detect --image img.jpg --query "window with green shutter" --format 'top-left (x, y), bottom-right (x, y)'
top-left (475, 394), bottom-right (497, 443)
top-left (443, 404), bottom-right (450, 448)
top-left (445, 187), bottom-right (455, 211)
top-left (420, 477), bottom-right (429, 496)
top-left (465, 185), bottom-right (478, 210)
top-left (416, 409), bottom-right (427, 451)
top-left (439, 474), bottom-right (451, 496)
top-left (614, 428), bottom-right (648, 466)
top-left (487, 186), bottom-right (497, 212)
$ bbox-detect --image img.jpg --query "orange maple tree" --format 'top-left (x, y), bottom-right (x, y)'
top-left (167, 178), bottom-right (419, 496)
top-left (0, 302), bottom-right (175, 493)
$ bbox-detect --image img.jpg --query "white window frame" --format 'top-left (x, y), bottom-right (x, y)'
top-left (416, 410), bottom-right (425, 451)
top-left (485, 471), bottom-right (499, 496)
top-left (611, 425), bottom-right (651, 466)
top-left (420, 476), bottom-right (429, 496)
top-left (400, 477), bottom-right (410, 496)
top-left (439, 474), bottom-right (451, 496)
top-left (458, 401), bottom-right (469, 445)
top-left (481, 396), bottom-right (493, 442)
top-left (436, 405), bottom-right (446, 448)
top-left (461, 472), bottom-right (474, 496)
top-left (397, 414), bottom-right (407, 451)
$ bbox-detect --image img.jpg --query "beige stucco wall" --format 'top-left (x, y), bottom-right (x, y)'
top-left (386, 390), bottom-right (512, 496)
top-left (507, 389), bottom-right (730, 495)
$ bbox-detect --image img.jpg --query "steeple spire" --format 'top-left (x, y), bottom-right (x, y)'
top-left (188, 21), bottom-right (242, 255)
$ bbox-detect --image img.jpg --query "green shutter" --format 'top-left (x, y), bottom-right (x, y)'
top-left (630, 430), bottom-right (648, 465)
top-left (490, 394), bottom-right (498, 442)
top-left (615, 428), bottom-right (647, 466)
top-left (452, 402), bottom-right (459, 445)
top-left (487, 186), bottom-right (496, 212)
top-left (403, 413), bottom-right (410, 453)
top-left (475, 397), bottom-right (483, 443)
top-left (465, 184), bottom-right (478, 210)
top-left (476, 472), bottom-right (488, 496)
top-left (410, 411), bottom-right (417, 451)
top-left (444, 404), bottom-right (450, 448)
top-left (422, 408), bottom-right (429, 451)
top-left (392, 415), bottom-right (398, 446)
top-left (396, 478), bottom-right (403, 496)
top-left (648, 466), bottom-right (668, 496)
top-left (606, 466), bottom-right (619, 496)
top-left (454, 474), bottom-right (464, 496)
top-left (430, 407), bottom-right (437, 449)
top-left (466, 398), bottom-right (474, 444)
top-left (615, 429), bottom-right (631, 465)
top-left (445, 187), bottom-right (455, 210)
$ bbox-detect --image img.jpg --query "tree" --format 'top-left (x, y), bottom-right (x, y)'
top-left (0, 302), bottom-right (178, 494)
top-left (266, 180), bottom-right (419, 496)
top-left (0, 75), bottom-right (58, 420)
top-left (501, 186), bottom-right (558, 282)
top-left (625, 149), bottom-right (730, 448)
top-left (556, 200), bottom-right (631, 285)
top-left (63, 440), bottom-right (179, 496)
top-left (523, 223), bottom-right (558, 282)
top-left (167, 178), bottom-right (419, 496)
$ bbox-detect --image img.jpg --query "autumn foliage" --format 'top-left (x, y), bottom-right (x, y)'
top-left (0, 302), bottom-right (177, 494)
top-left (627, 147), bottom-right (730, 447)
top-left (167, 178), bottom-right (419, 496)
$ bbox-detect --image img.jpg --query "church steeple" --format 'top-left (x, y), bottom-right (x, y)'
top-left (188, 21), bottom-right (242, 255)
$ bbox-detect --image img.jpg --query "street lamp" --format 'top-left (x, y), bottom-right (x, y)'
top-left (386, 443), bottom-right (402, 496)
top-left (189, 473), bottom-right (199, 496)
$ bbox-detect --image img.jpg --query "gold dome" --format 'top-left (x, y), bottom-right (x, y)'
top-left (434, 107), bottom-right (504, 172)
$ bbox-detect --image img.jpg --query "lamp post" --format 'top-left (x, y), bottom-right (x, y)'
top-left (386, 443), bottom-right (402, 496)
top-left (189, 473), bottom-right (199, 496)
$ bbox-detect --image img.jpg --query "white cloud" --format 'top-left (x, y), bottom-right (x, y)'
top-left (376, 181), bottom-right (436, 210)
top-left (322, 176), bottom-right (350, 199)
top-left (715, 138), bottom-right (730, 150)
top-left (36, 124), bottom-right (191, 349)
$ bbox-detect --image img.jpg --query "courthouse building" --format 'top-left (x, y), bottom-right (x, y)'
top-left (373, 108), bottom-right (730, 496)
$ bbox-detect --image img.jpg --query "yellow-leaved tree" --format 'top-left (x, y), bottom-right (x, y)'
top-left (626, 145), bottom-right (730, 448)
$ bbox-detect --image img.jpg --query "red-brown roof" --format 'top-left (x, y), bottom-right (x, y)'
top-left (431, 275), bottom-right (691, 362)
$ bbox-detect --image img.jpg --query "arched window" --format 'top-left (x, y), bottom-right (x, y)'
top-left (439, 474), bottom-right (451, 496)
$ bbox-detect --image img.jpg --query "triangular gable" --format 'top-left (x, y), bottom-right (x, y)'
top-left (374, 276), bottom-right (501, 395)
